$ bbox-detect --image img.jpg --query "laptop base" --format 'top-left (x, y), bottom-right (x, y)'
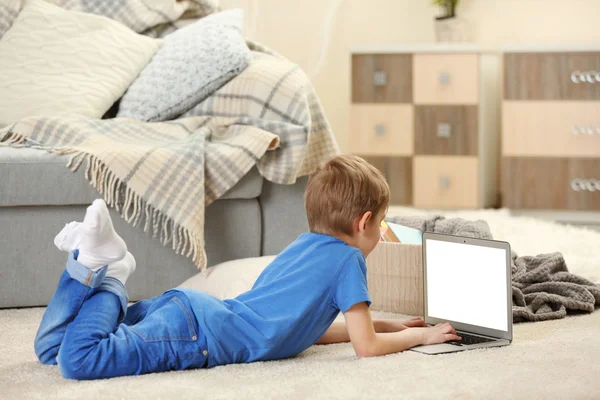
top-left (410, 339), bottom-right (510, 355)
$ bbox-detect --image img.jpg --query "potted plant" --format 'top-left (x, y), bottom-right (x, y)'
top-left (433, 0), bottom-right (459, 19)
top-left (432, 0), bottom-right (469, 42)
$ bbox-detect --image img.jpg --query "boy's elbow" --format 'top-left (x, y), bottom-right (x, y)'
top-left (352, 340), bottom-right (378, 358)
top-left (354, 347), bottom-right (378, 358)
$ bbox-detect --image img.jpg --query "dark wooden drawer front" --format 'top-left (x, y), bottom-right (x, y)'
top-left (352, 54), bottom-right (412, 103)
top-left (414, 105), bottom-right (478, 156)
top-left (502, 157), bottom-right (600, 210)
top-left (504, 52), bottom-right (600, 100)
top-left (360, 156), bottom-right (412, 205)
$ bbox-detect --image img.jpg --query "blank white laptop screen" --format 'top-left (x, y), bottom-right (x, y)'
top-left (425, 239), bottom-right (508, 332)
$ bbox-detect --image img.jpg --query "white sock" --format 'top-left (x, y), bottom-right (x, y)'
top-left (105, 251), bottom-right (136, 286)
top-left (54, 221), bottom-right (82, 253)
top-left (77, 199), bottom-right (127, 270)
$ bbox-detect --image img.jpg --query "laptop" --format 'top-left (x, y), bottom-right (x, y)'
top-left (410, 232), bottom-right (513, 354)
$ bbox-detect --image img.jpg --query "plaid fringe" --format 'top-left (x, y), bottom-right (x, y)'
top-left (1, 130), bottom-right (207, 268)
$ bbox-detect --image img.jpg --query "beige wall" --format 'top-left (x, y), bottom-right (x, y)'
top-left (221, 0), bottom-right (600, 152)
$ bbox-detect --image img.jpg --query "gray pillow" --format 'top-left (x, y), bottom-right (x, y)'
top-left (117, 9), bottom-right (250, 122)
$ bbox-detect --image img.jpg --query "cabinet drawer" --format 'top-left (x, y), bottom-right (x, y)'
top-left (413, 156), bottom-right (478, 208)
top-left (502, 157), bottom-right (600, 210)
top-left (360, 156), bottom-right (412, 205)
top-left (503, 101), bottom-right (600, 157)
top-left (414, 105), bottom-right (478, 156)
top-left (504, 52), bottom-right (600, 100)
top-left (413, 54), bottom-right (479, 105)
top-left (352, 54), bottom-right (412, 103)
top-left (349, 104), bottom-right (413, 156)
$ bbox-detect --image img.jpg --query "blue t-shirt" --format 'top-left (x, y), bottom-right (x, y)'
top-left (176, 232), bottom-right (371, 367)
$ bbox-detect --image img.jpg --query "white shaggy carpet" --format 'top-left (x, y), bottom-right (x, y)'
top-left (2, 209), bottom-right (600, 400)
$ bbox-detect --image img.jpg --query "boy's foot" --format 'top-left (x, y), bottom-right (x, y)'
top-left (54, 221), bottom-right (82, 253)
top-left (105, 251), bottom-right (136, 286)
top-left (77, 199), bottom-right (127, 270)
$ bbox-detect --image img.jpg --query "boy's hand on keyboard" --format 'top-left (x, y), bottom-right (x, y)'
top-left (422, 323), bottom-right (462, 345)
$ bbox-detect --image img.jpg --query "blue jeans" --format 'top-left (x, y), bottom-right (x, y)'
top-left (34, 251), bottom-right (208, 380)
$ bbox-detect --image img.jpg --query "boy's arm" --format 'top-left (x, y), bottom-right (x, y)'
top-left (342, 302), bottom-right (461, 357)
top-left (315, 322), bottom-right (350, 344)
top-left (315, 317), bottom-right (429, 344)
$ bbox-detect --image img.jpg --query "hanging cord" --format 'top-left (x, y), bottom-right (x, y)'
top-left (309, 0), bottom-right (346, 80)
top-left (245, 0), bottom-right (346, 80)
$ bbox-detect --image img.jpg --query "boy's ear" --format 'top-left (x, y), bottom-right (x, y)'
top-left (357, 211), bottom-right (373, 233)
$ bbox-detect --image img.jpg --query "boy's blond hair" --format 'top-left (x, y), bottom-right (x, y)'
top-left (304, 155), bottom-right (390, 236)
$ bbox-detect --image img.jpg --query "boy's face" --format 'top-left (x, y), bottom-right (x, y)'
top-left (355, 208), bottom-right (387, 258)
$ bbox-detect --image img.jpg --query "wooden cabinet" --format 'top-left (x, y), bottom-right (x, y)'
top-left (414, 105), bottom-right (478, 156)
top-left (502, 101), bottom-right (600, 157)
top-left (413, 156), bottom-right (479, 209)
top-left (349, 104), bottom-right (413, 156)
top-left (502, 50), bottom-right (600, 211)
top-left (504, 52), bottom-right (600, 100)
top-left (502, 158), bottom-right (600, 211)
top-left (413, 54), bottom-right (480, 104)
top-left (350, 46), bottom-right (499, 209)
top-left (352, 54), bottom-right (413, 103)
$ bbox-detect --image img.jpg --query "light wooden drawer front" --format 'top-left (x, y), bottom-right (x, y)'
top-left (504, 52), bottom-right (600, 100)
top-left (413, 54), bottom-right (479, 105)
top-left (349, 104), bottom-right (413, 156)
top-left (502, 157), bottom-right (600, 210)
top-left (361, 156), bottom-right (412, 205)
top-left (503, 101), bottom-right (600, 157)
top-left (414, 105), bottom-right (478, 156)
top-left (413, 156), bottom-right (478, 208)
top-left (352, 54), bottom-right (412, 103)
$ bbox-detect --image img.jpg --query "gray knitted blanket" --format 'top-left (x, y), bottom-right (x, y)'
top-left (388, 215), bottom-right (600, 323)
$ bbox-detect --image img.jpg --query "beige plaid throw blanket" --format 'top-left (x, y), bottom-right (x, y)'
top-left (0, 43), bottom-right (339, 270)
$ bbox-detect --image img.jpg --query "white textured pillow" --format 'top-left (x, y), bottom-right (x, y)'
top-left (117, 9), bottom-right (250, 122)
top-left (0, 0), bottom-right (161, 128)
top-left (178, 256), bottom-right (275, 300)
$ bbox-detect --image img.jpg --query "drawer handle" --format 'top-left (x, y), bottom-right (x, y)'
top-left (437, 123), bottom-right (452, 138)
top-left (439, 176), bottom-right (451, 189)
top-left (572, 125), bottom-right (600, 135)
top-left (373, 71), bottom-right (387, 86)
top-left (374, 123), bottom-right (386, 136)
top-left (571, 70), bottom-right (599, 84)
top-left (571, 178), bottom-right (600, 192)
top-left (438, 72), bottom-right (451, 86)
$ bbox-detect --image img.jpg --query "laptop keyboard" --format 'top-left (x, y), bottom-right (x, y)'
top-left (448, 332), bottom-right (496, 346)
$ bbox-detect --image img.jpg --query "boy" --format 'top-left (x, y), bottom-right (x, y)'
top-left (34, 155), bottom-right (460, 380)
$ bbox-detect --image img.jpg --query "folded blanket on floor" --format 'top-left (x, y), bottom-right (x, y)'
top-left (387, 215), bottom-right (600, 322)
top-left (0, 46), bottom-right (339, 271)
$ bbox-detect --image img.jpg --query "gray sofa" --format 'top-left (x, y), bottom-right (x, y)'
top-left (0, 147), bottom-right (308, 308)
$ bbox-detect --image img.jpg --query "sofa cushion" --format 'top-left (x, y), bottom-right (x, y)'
top-left (0, 0), bottom-right (160, 128)
top-left (0, 198), bottom-right (262, 307)
top-left (0, 147), bottom-right (263, 207)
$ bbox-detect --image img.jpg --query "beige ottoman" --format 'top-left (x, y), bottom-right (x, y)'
top-left (366, 243), bottom-right (423, 316)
